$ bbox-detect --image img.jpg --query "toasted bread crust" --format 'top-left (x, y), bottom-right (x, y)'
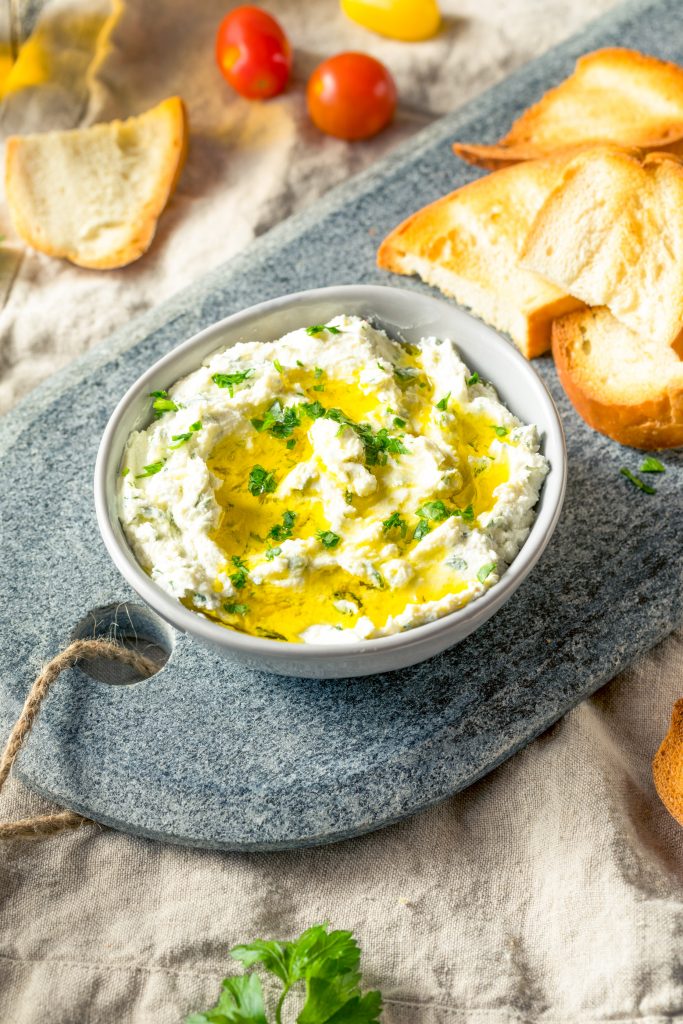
top-left (552, 309), bottom-right (683, 449)
top-left (454, 48), bottom-right (683, 169)
top-left (653, 699), bottom-right (683, 828)
top-left (5, 96), bottom-right (188, 270)
top-left (377, 156), bottom-right (583, 359)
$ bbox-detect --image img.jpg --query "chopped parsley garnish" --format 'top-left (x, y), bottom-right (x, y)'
top-left (413, 520), bottom-right (431, 541)
top-left (477, 562), bottom-right (497, 583)
top-left (416, 500), bottom-right (452, 522)
top-left (273, 358), bottom-right (284, 374)
top-left (211, 368), bottom-right (254, 396)
top-left (312, 384), bottom-right (325, 392)
top-left (382, 511), bottom-right (408, 537)
top-left (413, 500), bottom-right (475, 538)
top-left (314, 366), bottom-right (324, 379)
top-left (149, 390), bottom-right (178, 417)
top-left (120, 467), bottom-right (129, 477)
top-left (229, 557), bottom-right (249, 590)
top-left (301, 400), bottom-right (326, 419)
top-left (620, 468), bottom-right (656, 494)
top-left (223, 602), bottom-right (248, 616)
top-left (316, 530), bottom-right (341, 549)
top-left (248, 465), bottom-right (277, 496)
top-left (286, 438), bottom-right (296, 449)
top-left (265, 545), bottom-right (281, 561)
top-left (169, 421), bottom-right (202, 448)
top-left (268, 510), bottom-right (297, 542)
top-left (640, 457), bottom-right (665, 473)
top-left (296, 359), bottom-right (305, 368)
top-left (305, 324), bottom-right (342, 336)
top-left (344, 489), bottom-right (354, 504)
top-left (493, 425), bottom-right (509, 437)
top-left (135, 460), bottom-right (165, 478)
top-left (251, 399), bottom-right (300, 439)
top-left (436, 393), bottom-right (450, 411)
top-left (393, 416), bottom-right (407, 428)
top-left (466, 372), bottom-right (480, 386)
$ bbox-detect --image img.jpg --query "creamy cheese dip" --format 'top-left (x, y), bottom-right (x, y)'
top-left (118, 315), bottom-right (549, 644)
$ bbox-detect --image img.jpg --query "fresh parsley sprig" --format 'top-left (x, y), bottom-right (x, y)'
top-left (186, 923), bottom-right (382, 1024)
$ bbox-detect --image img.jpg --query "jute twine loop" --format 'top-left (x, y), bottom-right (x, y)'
top-left (0, 639), bottom-right (158, 840)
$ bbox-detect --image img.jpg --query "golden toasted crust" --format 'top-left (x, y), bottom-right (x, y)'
top-left (552, 308), bottom-right (683, 450)
top-left (653, 699), bottom-right (683, 828)
top-left (5, 96), bottom-right (188, 270)
top-left (454, 48), bottom-right (683, 169)
top-left (377, 155), bottom-right (583, 359)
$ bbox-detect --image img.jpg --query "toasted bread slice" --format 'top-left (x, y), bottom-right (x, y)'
top-left (454, 49), bottom-right (683, 170)
top-left (377, 156), bottom-right (584, 358)
top-left (552, 307), bottom-right (683, 449)
top-left (654, 698), bottom-right (683, 828)
top-left (6, 96), bottom-right (187, 270)
top-left (521, 147), bottom-right (683, 348)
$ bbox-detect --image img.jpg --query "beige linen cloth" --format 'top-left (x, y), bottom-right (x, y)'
top-left (2, 1), bottom-right (683, 1021)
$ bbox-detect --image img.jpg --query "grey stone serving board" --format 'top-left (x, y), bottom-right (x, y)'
top-left (1, 0), bottom-right (682, 850)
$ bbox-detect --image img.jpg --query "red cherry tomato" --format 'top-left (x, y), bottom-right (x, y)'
top-left (215, 6), bottom-right (291, 100)
top-left (306, 52), bottom-right (397, 141)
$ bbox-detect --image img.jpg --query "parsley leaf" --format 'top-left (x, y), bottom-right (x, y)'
top-left (248, 465), bottom-right (277, 497)
top-left (273, 359), bottom-right (284, 374)
top-left (223, 602), bottom-right (249, 616)
top-left (255, 627), bottom-right (287, 640)
top-left (305, 324), bottom-right (342, 336)
top-left (186, 972), bottom-right (267, 1024)
top-left (149, 390), bottom-right (178, 417)
top-left (301, 400), bottom-right (326, 420)
top-left (477, 562), bottom-right (497, 583)
top-left (169, 421), bottom-right (202, 449)
top-left (413, 520), bottom-right (431, 541)
top-left (135, 460), bottom-right (165, 478)
top-left (493, 425), bottom-right (509, 437)
top-left (251, 400), bottom-right (300, 439)
top-left (265, 546), bottom-right (281, 561)
top-left (212, 369), bottom-right (254, 396)
top-left (620, 468), bottom-right (656, 494)
top-left (382, 511), bottom-right (407, 537)
top-left (436, 393), bottom-right (450, 412)
top-left (416, 499), bottom-right (451, 522)
top-left (466, 372), bottom-right (480, 386)
top-left (268, 510), bottom-right (297, 542)
top-left (314, 367), bottom-right (324, 379)
top-left (640, 456), bottom-right (665, 473)
top-left (393, 416), bottom-right (407, 428)
top-left (317, 530), bottom-right (341, 549)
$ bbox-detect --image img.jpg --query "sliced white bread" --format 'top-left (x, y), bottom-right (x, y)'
top-left (6, 96), bottom-right (187, 270)
top-left (377, 155), bottom-right (584, 358)
top-left (453, 48), bottom-right (683, 170)
top-left (552, 306), bottom-right (683, 449)
top-left (520, 147), bottom-right (683, 348)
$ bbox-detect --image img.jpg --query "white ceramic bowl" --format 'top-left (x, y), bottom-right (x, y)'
top-left (95, 285), bottom-right (566, 679)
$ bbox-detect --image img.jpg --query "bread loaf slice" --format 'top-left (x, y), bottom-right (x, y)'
top-left (654, 698), bottom-right (683, 828)
top-left (521, 147), bottom-right (683, 348)
top-left (377, 155), bottom-right (584, 358)
top-left (552, 307), bottom-right (683, 449)
top-left (6, 96), bottom-right (187, 270)
top-left (454, 48), bottom-right (683, 170)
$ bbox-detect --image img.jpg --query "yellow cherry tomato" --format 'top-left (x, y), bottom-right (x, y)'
top-left (341, 0), bottom-right (441, 42)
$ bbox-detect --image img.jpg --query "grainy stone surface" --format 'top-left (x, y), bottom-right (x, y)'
top-left (1, 0), bottom-right (682, 850)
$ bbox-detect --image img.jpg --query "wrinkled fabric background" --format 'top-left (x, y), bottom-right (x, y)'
top-left (2, 1), bottom-right (683, 1022)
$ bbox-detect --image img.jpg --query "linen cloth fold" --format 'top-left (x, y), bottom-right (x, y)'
top-left (2, 1), bottom-right (682, 1022)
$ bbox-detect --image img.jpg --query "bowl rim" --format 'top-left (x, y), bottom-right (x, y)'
top-left (94, 284), bottom-right (567, 661)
